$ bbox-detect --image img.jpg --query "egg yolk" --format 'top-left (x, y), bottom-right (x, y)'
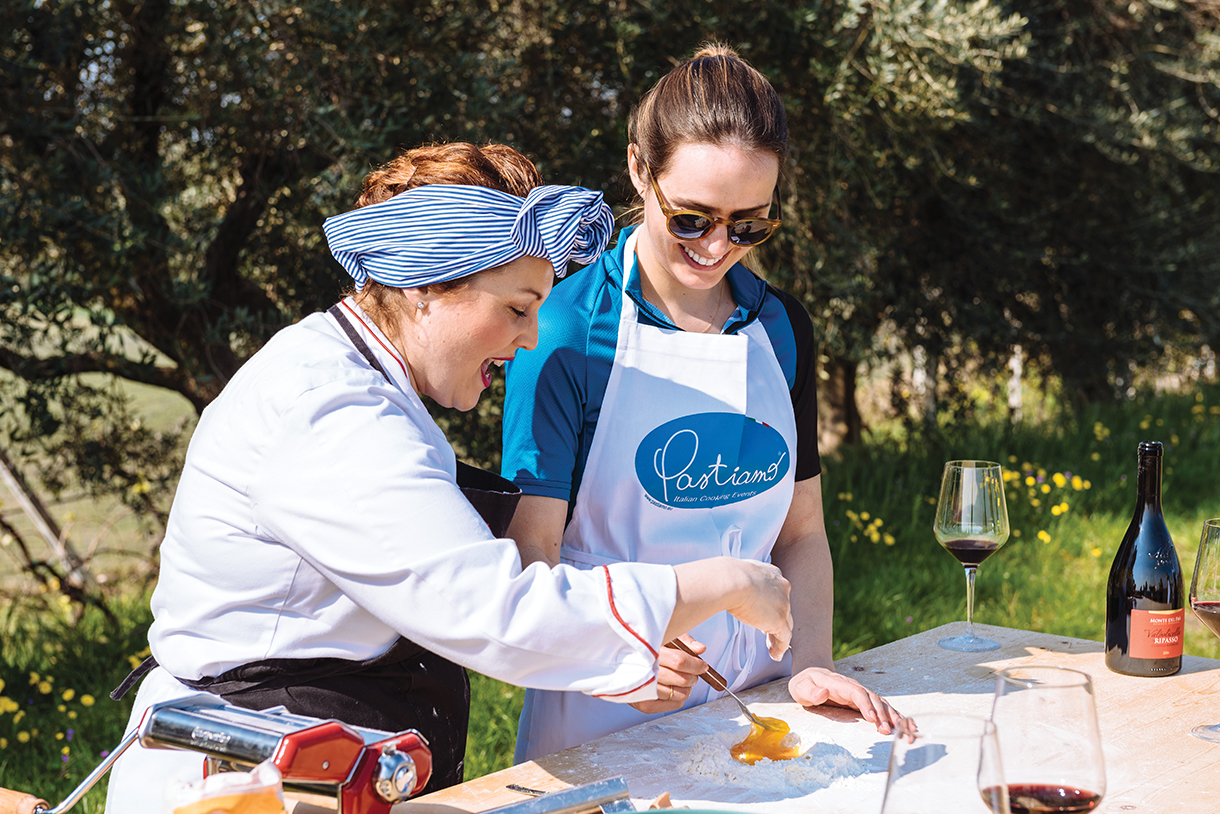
top-left (729, 716), bottom-right (802, 765)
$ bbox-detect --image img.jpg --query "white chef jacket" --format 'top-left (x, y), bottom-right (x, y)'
top-left (107, 300), bottom-right (677, 811)
top-left (145, 298), bottom-right (675, 692)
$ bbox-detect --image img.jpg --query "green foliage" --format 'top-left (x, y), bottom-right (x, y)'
top-left (465, 671), bottom-right (524, 781)
top-left (0, 593), bottom-right (152, 812)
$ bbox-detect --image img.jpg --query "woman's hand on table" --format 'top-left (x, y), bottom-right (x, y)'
top-left (788, 667), bottom-right (902, 735)
top-left (632, 635), bottom-right (708, 714)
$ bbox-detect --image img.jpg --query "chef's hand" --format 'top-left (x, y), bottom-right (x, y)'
top-left (788, 666), bottom-right (901, 735)
top-left (631, 634), bottom-right (708, 714)
top-left (723, 560), bottom-right (793, 660)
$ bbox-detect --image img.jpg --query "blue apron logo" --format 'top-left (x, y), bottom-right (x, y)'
top-left (634, 412), bottom-right (790, 509)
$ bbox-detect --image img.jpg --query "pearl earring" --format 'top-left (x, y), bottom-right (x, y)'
top-left (417, 302), bottom-right (425, 309)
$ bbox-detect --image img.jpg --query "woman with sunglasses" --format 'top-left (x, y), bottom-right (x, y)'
top-left (501, 45), bottom-right (900, 761)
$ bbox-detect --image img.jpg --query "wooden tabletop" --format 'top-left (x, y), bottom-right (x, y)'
top-left (292, 622), bottom-right (1220, 813)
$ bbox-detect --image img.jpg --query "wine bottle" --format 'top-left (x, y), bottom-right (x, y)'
top-left (1105, 440), bottom-right (1184, 676)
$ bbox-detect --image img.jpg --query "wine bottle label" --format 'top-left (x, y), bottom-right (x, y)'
top-left (1129, 608), bottom-right (1185, 659)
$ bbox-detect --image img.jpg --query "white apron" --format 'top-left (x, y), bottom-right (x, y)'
top-left (515, 233), bottom-right (798, 762)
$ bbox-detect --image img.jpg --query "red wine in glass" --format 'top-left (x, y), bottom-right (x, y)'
top-left (934, 460), bottom-right (1010, 651)
top-left (1191, 599), bottom-right (1220, 638)
top-left (943, 537), bottom-right (1003, 567)
top-left (1188, 520), bottom-right (1220, 741)
top-left (1005, 783), bottom-right (1102, 813)
top-left (991, 666), bottom-right (1106, 813)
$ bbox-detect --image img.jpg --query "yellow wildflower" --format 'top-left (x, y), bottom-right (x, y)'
top-left (1071, 475), bottom-right (1084, 490)
top-left (1012, 529), bottom-right (1022, 537)
top-left (38, 681), bottom-right (52, 695)
top-left (1051, 505), bottom-right (1063, 516)
top-left (860, 511), bottom-right (871, 521)
top-left (1083, 480), bottom-right (1092, 490)
top-left (13, 710), bottom-right (24, 724)
top-left (17, 731), bottom-right (30, 743)
top-left (56, 732), bottom-right (64, 741)
top-left (28, 672), bottom-right (39, 685)
top-left (883, 533), bottom-right (896, 546)
top-left (1091, 547), bottom-right (1102, 558)
top-left (1038, 530), bottom-right (1052, 543)
top-left (57, 705), bottom-right (66, 713)
top-left (1040, 483), bottom-right (1051, 494)
top-left (1025, 475), bottom-right (1036, 486)
top-left (61, 688), bottom-right (75, 702)
top-left (62, 746), bottom-right (70, 755)
top-left (80, 695), bottom-right (95, 707)
top-left (1090, 452), bottom-right (1100, 461)
top-left (0, 738), bottom-right (7, 748)
top-left (1052, 472), bottom-right (1067, 488)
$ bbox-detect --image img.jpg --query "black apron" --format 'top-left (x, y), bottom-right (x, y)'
top-left (113, 302), bottom-right (522, 795)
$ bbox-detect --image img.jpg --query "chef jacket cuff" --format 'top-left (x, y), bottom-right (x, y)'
top-left (584, 563), bottom-right (676, 703)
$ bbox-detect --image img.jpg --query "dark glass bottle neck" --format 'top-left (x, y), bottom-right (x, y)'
top-left (1135, 452), bottom-right (1163, 511)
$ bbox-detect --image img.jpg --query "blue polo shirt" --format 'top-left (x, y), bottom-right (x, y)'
top-left (502, 226), bottom-right (821, 512)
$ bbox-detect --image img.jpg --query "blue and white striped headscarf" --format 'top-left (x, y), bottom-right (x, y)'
top-left (324, 184), bottom-right (615, 290)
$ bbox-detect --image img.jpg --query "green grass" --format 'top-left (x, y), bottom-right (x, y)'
top-left (4, 386), bottom-right (1220, 807)
top-left (0, 594), bottom-right (154, 812)
top-left (825, 386), bottom-right (1220, 662)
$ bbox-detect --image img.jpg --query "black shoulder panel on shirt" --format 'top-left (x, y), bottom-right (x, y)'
top-left (765, 283), bottom-right (822, 481)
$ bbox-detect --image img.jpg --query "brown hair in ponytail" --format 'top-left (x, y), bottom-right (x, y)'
top-left (627, 43), bottom-right (788, 182)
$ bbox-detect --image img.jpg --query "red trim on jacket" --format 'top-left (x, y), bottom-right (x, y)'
top-left (340, 300), bottom-right (411, 383)
top-left (600, 565), bottom-right (658, 658)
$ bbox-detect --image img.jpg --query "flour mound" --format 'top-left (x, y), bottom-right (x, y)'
top-left (677, 731), bottom-right (865, 794)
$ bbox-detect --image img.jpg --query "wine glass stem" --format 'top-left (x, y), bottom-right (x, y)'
top-left (964, 565), bottom-right (978, 638)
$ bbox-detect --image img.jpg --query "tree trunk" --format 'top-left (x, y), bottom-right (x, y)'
top-left (0, 445), bottom-right (93, 588)
top-left (1008, 345), bottom-right (1024, 423)
top-left (818, 358), bottom-right (863, 451)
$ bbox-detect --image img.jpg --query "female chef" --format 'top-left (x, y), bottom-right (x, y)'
top-left (104, 141), bottom-right (794, 811)
top-left (500, 46), bottom-right (901, 761)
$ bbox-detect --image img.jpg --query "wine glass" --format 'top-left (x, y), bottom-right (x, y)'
top-left (991, 666), bottom-right (1106, 813)
top-left (879, 713), bottom-right (1010, 814)
top-left (1188, 518), bottom-right (1220, 742)
top-left (934, 460), bottom-right (1010, 651)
